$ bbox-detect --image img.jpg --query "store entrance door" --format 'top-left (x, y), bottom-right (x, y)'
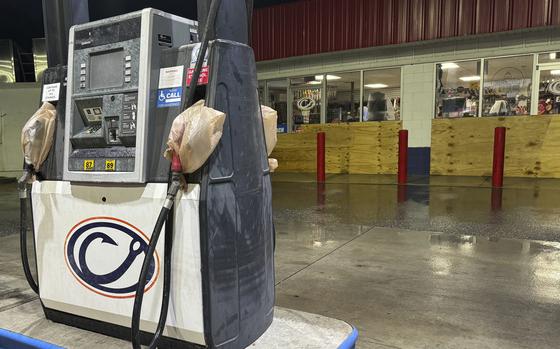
top-left (533, 63), bottom-right (560, 115)
top-left (288, 86), bottom-right (322, 132)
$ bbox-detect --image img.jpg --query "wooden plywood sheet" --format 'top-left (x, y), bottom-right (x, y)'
top-left (431, 116), bottom-right (560, 178)
top-left (270, 122), bottom-right (401, 174)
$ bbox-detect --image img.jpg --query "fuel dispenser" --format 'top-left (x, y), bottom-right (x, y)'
top-left (19, 2), bottom-right (275, 348)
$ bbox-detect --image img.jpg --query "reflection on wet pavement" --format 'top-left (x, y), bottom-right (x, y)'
top-left (270, 176), bottom-right (560, 348)
top-left (273, 179), bottom-right (560, 242)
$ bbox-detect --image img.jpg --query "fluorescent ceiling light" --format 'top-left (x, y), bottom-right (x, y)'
top-left (459, 76), bottom-right (480, 82)
top-left (365, 83), bottom-right (388, 88)
top-left (315, 75), bottom-right (341, 81)
top-left (441, 62), bottom-right (459, 69)
top-left (307, 80), bottom-right (322, 85)
top-left (550, 70), bottom-right (560, 75)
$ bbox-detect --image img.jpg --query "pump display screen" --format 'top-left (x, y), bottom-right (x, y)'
top-left (89, 49), bottom-right (124, 89)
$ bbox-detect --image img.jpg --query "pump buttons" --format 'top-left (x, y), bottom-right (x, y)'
top-left (80, 62), bottom-right (87, 88)
top-left (124, 55), bottom-right (132, 83)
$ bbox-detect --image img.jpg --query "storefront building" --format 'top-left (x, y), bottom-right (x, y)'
top-left (254, 0), bottom-right (560, 177)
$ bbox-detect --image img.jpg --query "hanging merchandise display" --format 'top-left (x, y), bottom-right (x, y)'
top-left (294, 88), bottom-right (321, 100)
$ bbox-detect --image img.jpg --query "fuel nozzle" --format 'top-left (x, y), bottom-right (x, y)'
top-left (163, 153), bottom-right (183, 210)
top-left (17, 164), bottom-right (34, 199)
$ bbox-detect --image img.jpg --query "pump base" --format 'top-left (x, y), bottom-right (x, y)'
top-left (44, 307), bottom-right (205, 349)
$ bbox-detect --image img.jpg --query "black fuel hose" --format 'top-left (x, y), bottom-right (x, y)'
top-left (19, 180), bottom-right (39, 295)
top-left (131, 1), bottom-right (221, 347)
top-left (130, 186), bottom-right (176, 349)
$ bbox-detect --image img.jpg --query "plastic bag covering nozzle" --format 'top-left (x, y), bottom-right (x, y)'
top-left (20, 102), bottom-right (57, 175)
top-left (261, 105), bottom-right (279, 172)
top-left (261, 105), bottom-right (278, 156)
top-left (165, 100), bottom-right (226, 173)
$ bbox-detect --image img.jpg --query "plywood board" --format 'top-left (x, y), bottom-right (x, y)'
top-left (431, 116), bottom-right (560, 178)
top-left (270, 122), bottom-right (401, 174)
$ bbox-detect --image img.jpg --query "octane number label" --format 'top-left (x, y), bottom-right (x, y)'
top-left (105, 160), bottom-right (116, 171)
top-left (83, 160), bottom-right (95, 171)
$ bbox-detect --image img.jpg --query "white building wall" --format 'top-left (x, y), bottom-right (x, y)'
top-left (401, 63), bottom-right (435, 147)
top-left (0, 84), bottom-right (41, 177)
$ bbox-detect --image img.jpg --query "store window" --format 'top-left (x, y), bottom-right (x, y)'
top-left (435, 60), bottom-right (480, 118)
top-left (362, 68), bottom-right (401, 121)
top-left (482, 56), bottom-right (532, 116)
top-left (538, 52), bottom-right (560, 64)
top-left (290, 76), bottom-right (322, 130)
top-left (536, 52), bottom-right (560, 115)
top-left (326, 72), bottom-right (361, 123)
top-left (267, 79), bottom-right (288, 132)
top-left (536, 68), bottom-right (560, 115)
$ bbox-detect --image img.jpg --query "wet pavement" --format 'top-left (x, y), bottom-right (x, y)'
top-left (275, 227), bottom-right (560, 349)
top-left (270, 174), bottom-right (560, 348)
top-left (0, 182), bottom-right (18, 238)
top-left (1, 175), bottom-right (560, 348)
top-left (272, 174), bottom-right (560, 242)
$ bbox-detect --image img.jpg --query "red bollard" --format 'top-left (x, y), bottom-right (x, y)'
top-left (491, 187), bottom-right (503, 211)
top-left (397, 184), bottom-right (407, 203)
top-left (398, 130), bottom-right (408, 184)
top-left (317, 132), bottom-right (326, 182)
top-left (492, 127), bottom-right (506, 187)
top-left (316, 182), bottom-right (326, 208)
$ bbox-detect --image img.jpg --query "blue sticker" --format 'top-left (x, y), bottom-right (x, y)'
top-left (157, 87), bottom-right (182, 108)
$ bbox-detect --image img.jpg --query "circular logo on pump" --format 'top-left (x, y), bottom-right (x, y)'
top-left (64, 217), bottom-right (160, 298)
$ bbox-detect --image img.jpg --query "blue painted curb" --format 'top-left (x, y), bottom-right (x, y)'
top-left (338, 326), bottom-right (359, 349)
top-left (0, 329), bottom-right (63, 349)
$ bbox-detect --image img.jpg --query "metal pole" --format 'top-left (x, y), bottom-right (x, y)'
top-left (42, 0), bottom-right (89, 67)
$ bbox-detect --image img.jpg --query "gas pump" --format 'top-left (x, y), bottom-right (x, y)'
top-left (19, 1), bottom-right (275, 348)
